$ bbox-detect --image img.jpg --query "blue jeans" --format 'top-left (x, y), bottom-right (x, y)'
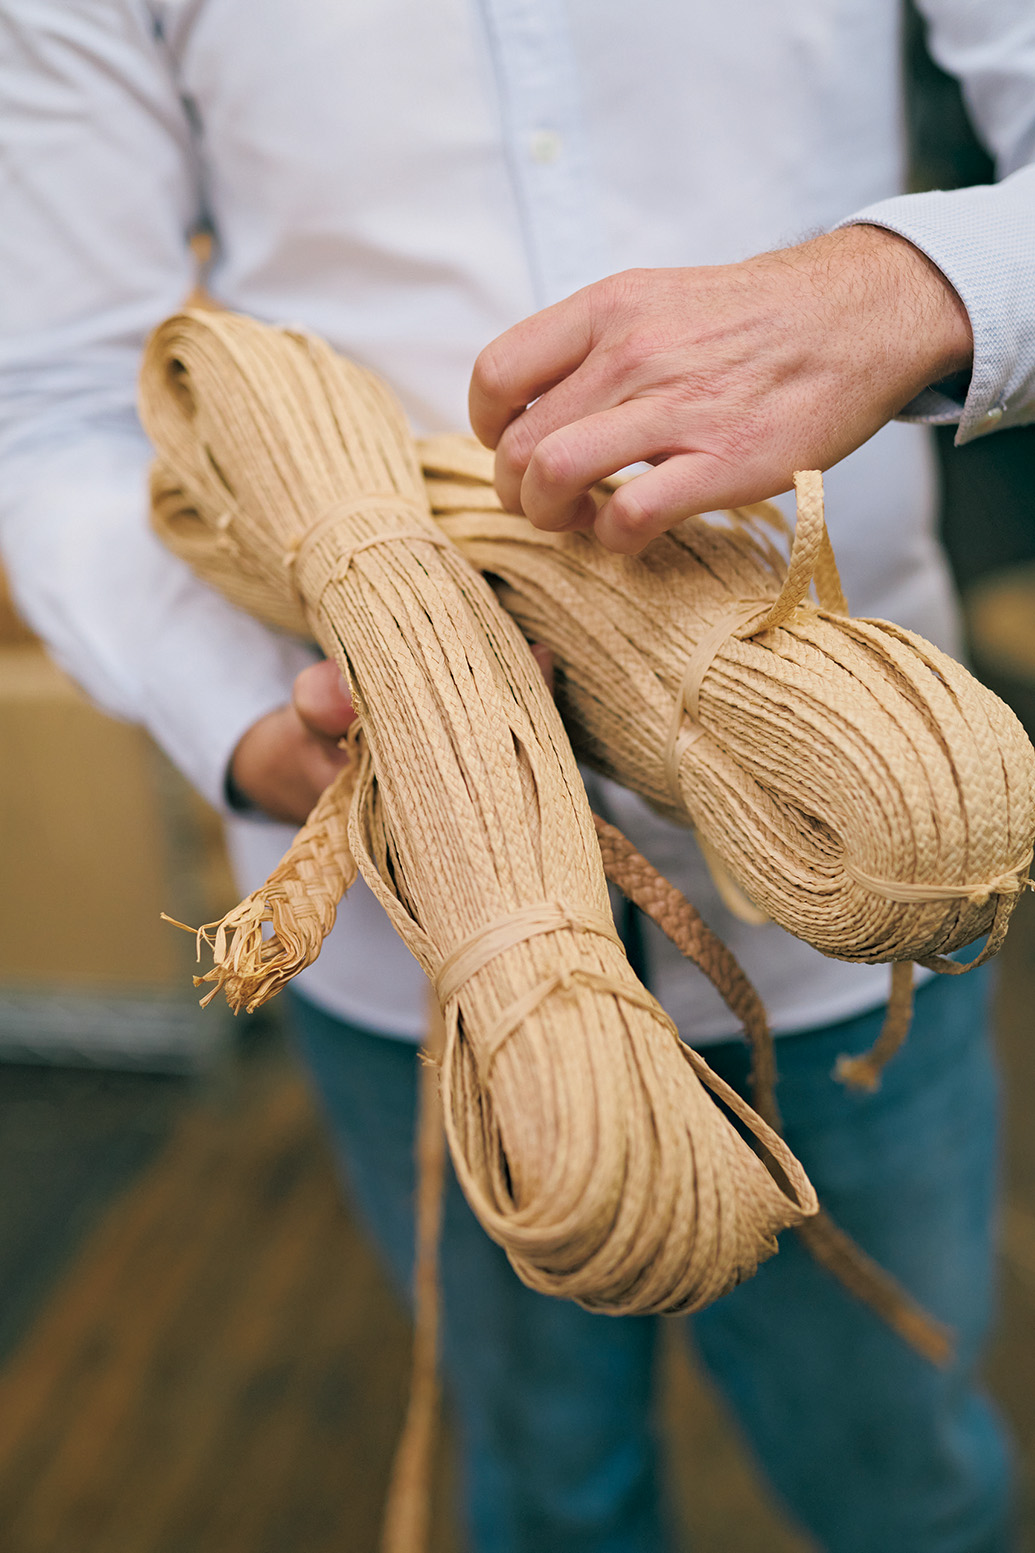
top-left (288, 967), bottom-right (1011, 1553)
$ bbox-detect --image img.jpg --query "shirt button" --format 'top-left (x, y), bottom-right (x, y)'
top-left (984, 405), bottom-right (1004, 423)
top-left (529, 128), bottom-right (562, 165)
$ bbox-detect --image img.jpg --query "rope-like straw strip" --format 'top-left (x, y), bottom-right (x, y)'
top-left (141, 307), bottom-right (817, 1321)
top-left (662, 597), bottom-right (775, 793)
top-left (842, 849), bottom-right (1033, 908)
top-left (419, 447), bottom-right (1035, 969)
top-left (153, 415), bottom-right (1035, 985)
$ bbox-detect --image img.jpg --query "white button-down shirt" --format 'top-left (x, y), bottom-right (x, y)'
top-left (3, 0), bottom-right (1035, 1041)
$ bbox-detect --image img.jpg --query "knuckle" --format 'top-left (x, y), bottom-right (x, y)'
top-left (497, 413), bottom-right (537, 476)
top-left (604, 267), bottom-right (648, 311)
top-left (471, 341), bottom-right (507, 404)
top-left (608, 482), bottom-right (654, 536)
top-left (530, 433), bottom-right (577, 492)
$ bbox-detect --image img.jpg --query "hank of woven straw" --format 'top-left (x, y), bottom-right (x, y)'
top-left (154, 415), bottom-right (1035, 1013)
top-left (140, 308), bottom-right (816, 1315)
top-left (422, 438), bottom-right (1035, 964)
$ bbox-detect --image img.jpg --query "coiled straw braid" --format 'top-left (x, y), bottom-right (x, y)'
top-left (423, 439), bottom-right (1035, 963)
top-left (141, 308), bottom-right (817, 1318)
top-left (154, 418), bottom-right (1035, 1021)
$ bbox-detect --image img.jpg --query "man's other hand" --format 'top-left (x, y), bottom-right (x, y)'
top-left (229, 659), bottom-right (356, 825)
top-left (226, 647), bottom-right (554, 826)
top-left (469, 226), bottom-right (973, 554)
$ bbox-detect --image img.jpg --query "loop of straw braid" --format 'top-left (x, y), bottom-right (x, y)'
top-left (140, 308), bottom-right (816, 1315)
top-left (423, 439), bottom-right (1035, 967)
top-left (381, 829), bottom-right (952, 1553)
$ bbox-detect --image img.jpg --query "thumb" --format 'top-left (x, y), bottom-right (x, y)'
top-left (530, 643), bottom-right (555, 696)
top-left (292, 659), bottom-right (356, 741)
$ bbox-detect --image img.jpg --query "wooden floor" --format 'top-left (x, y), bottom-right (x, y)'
top-left (2, 901), bottom-right (1035, 1552)
top-left (0, 1053), bottom-right (457, 1553)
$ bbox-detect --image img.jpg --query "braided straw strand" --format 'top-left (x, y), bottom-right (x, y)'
top-left (163, 755), bottom-right (359, 1013)
top-left (425, 447), bottom-right (1035, 972)
top-left (141, 308), bottom-right (816, 1317)
top-left (152, 426), bottom-right (1035, 1019)
top-left (153, 401), bottom-right (1035, 1011)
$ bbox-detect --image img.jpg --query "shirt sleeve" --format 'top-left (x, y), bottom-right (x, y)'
top-left (0, 0), bottom-right (312, 809)
top-left (835, 0), bottom-right (1035, 444)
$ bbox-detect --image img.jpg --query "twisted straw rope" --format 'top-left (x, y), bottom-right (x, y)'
top-left (141, 308), bottom-right (816, 1316)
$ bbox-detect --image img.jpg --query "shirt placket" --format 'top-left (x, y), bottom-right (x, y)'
top-left (477, 0), bottom-right (606, 309)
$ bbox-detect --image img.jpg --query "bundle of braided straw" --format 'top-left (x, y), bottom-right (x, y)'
top-left (155, 379), bottom-right (1035, 1092)
top-left (424, 439), bottom-right (1035, 973)
top-left (140, 308), bottom-right (816, 1316)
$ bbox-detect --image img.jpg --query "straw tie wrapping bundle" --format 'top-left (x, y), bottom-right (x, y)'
top-left (140, 308), bottom-right (816, 1316)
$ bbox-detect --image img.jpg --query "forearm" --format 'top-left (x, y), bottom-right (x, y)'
top-left (0, 418), bottom-right (313, 809)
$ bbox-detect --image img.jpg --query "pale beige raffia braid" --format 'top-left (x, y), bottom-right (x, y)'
top-left (145, 308), bottom-right (952, 1367)
top-left (140, 307), bottom-right (816, 1316)
top-left (383, 830), bottom-right (953, 1553)
top-left (153, 403), bottom-right (1035, 1094)
top-left (423, 438), bottom-right (1035, 1087)
top-left (591, 815), bottom-right (952, 1367)
top-left (165, 752), bottom-right (359, 1012)
top-left (423, 439), bottom-right (1035, 970)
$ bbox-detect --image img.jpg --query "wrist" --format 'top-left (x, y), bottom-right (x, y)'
top-left (817, 224), bottom-right (973, 393)
top-left (224, 759), bottom-right (260, 815)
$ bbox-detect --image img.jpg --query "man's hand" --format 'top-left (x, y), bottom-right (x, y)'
top-left (226, 647), bottom-right (554, 826)
top-left (469, 226), bottom-right (973, 553)
top-left (229, 659), bottom-right (356, 824)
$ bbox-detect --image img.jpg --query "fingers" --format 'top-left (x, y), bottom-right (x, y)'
top-left (229, 702), bottom-right (351, 825)
top-left (589, 452), bottom-right (755, 553)
top-left (292, 658), bottom-right (356, 742)
top-left (469, 291), bottom-right (595, 451)
top-left (529, 643), bottom-right (555, 695)
top-left (504, 402), bottom-right (674, 531)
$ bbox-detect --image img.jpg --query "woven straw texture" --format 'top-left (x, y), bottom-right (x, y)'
top-left (155, 418), bottom-right (1035, 1015)
top-left (140, 308), bottom-right (817, 1317)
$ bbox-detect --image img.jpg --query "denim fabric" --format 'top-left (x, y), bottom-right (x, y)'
top-left (288, 966), bottom-right (1011, 1553)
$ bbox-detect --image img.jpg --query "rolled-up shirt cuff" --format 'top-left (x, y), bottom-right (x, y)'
top-left (835, 162), bottom-right (1035, 443)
